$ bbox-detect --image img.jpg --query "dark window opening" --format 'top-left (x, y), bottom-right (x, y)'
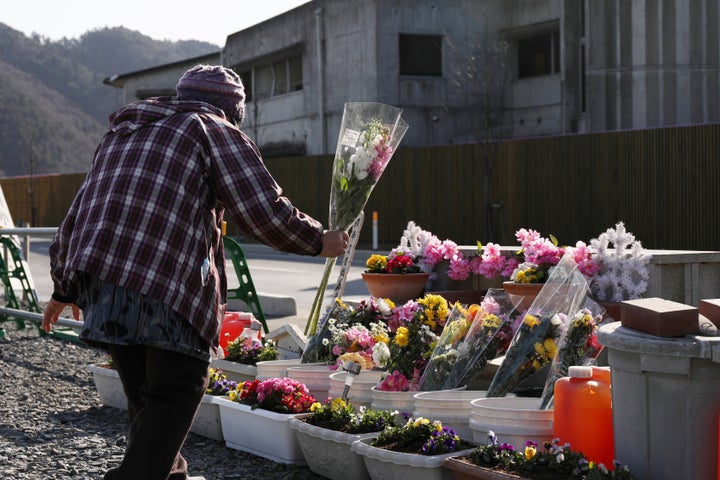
top-left (517, 31), bottom-right (560, 78)
top-left (399, 34), bottom-right (442, 76)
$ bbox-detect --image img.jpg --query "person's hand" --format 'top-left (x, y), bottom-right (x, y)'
top-left (42, 298), bottom-right (80, 333)
top-left (319, 229), bottom-right (350, 258)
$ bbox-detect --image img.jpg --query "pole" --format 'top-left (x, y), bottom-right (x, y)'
top-left (372, 211), bottom-right (378, 250)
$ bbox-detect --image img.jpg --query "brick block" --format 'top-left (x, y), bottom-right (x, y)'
top-left (620, 297), bottom-right (699, 337)
top-left (699, 299), bottom-right (720, 327)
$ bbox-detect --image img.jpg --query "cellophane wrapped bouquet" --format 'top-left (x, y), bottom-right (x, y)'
top-left (486, 254), bottom-right (591, 397)
top-left (419, 289), bottom-right (522, 391)
top-left (304, 102), bottom-right (408, 348)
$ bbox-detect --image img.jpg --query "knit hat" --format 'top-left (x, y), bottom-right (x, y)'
top-left (176, 65), bottom-right (246, 124)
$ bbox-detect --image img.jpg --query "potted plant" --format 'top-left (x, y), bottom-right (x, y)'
top-left (216, 377), bottom-right (316, 464)
top-left (443, 432), bottom-right (634, 480)
top-left (210, 335), bottom-right (278, 382)
top-left (288, 397), bottom-right (398, 480)
top-left (190, 368), bottom-right (237, 441)
top-left (351, 416), bottom-right (476, 480)
top-left (362, 250), bottom-right (430, 302)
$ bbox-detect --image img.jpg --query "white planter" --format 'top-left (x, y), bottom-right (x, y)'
top-left (370, 386), bottom-right (417, 422)
top-left (190, 395), bottom-right (224, 442)
top-left (469, 397), bottom-right (554, 449)
top-left (351, 437), bottom-right (476, 480)
top-left (328, 370), bottom-right (381, 408)
top-left (288, 415), bottom-right (378, 480)
top-left (412, 390), bottom-right (489, 439)
top-left (87, 363), bottom-right (128, 410)
top-left (215, 396), bottom-right (306, 465)
top-left (209, 358), bottom-right (257, 383)
top-left (255, 358), bottom-right (303, 380)
top-left (286, 364), bottom-right (333, 402)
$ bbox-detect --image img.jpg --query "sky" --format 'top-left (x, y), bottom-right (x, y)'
top-left (0, 0), bottom-right (311, 46)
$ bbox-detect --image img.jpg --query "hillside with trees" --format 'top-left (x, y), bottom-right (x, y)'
top-left (0, 24), bottom-right (219, 177)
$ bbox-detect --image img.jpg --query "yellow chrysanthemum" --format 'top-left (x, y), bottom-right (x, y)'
top-left (366, 254), bottom-right (388, 272)
top-left (394, 333), bottom-right (409, 347)
top-left (523, 314), bottom-right (540, 328)
top-left (374, 333), bottom-right (390, 345)
top-left (482, 314), bottom-right (502, 329)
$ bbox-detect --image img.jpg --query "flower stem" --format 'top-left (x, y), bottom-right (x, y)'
top-left (304, 257), bottom-right (337, 336)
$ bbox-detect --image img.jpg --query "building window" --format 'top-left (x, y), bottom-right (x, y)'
top-left (517, 31), bottom-right (559, 78)
top-left (399, 34), bottom-right (442, 76)
top-left (235, 53), bottom-right (303, 102)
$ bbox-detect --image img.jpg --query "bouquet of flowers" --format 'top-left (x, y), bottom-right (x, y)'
top-left (305, 102), bottom-right (408, 338)
top-left (429, 290), bottom-right (522, 391)
top-left (306, 397), bottom-right (398, 433)
top-left (206, 368), bottom-right (237, 396)
top-left (373, 294), bottom-right (449, 391)
top-left (370, 416), bottom-right (473, 455)
top-left (416, 302), bottom-right (476, 391)
top-left (538, 305), bottom-right (606, 409)
top-left (486, 254), bottom-right (590, 397)
top-left (228, 377), bottom-right (316, 413)
top-left (325, 314), bottom-right (390, 371)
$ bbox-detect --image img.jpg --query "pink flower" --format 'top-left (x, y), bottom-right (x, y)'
top-left (378, 369), bottom-right (410, 391)
top-left (448, 252), bottom-right (471, 281)
top-left (388, 300), bottom-right (419, 332)
top-left (569, 241), bottom-right (601, 278)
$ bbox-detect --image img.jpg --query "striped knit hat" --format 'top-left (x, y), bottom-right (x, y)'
top-left (176, 65), bottom-right (245, 124)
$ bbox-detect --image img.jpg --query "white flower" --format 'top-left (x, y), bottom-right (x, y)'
top-left (377, 299), bottom-right (393, 316)
top-left (371, 342), bottom-right (390, 367)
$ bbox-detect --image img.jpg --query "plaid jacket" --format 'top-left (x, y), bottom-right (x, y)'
top-left (50, 97), bottom-right (323, 346)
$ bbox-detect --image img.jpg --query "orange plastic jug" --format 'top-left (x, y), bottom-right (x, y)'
top-left (218, 311), bottom-right (262, 353)
top-left (553, 366), bottom-right (614, 469)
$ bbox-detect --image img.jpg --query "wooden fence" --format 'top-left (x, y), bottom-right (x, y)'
top-left (2, 123), bottom-right (717, 251)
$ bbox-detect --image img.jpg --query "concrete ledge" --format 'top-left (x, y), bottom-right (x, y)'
top-left (227, 293), bottom-right (297, 317)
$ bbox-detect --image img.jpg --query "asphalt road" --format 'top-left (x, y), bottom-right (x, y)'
top-left (23, 235), bottom-right (372, 331)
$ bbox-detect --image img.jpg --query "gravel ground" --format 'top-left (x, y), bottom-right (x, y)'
top-left (0, 320), bottom-right (325, 480)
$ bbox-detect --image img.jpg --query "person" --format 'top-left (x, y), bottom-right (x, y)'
top-left (42, 64), bottom-right (349, 480)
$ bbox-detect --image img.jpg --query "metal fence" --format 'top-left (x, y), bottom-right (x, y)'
top-left (2, 123), bottom-right (718, 251)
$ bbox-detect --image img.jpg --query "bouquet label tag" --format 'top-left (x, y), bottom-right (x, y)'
top-left (340, 128), bottom-right (360, 147)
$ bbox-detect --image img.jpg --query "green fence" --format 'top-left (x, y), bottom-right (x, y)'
top-left (2, 124), bottom-right (718, 251)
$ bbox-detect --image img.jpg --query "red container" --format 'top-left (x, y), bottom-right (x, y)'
top-left (553, 366), bottom-right (614, 469)
top-left (218, 312), bottom-right (262, 353)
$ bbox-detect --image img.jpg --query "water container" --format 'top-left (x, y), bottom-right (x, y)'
top-left (553, 366), bottom-right (614, 468)
top-left (219, 312), bottom-right (261, 352)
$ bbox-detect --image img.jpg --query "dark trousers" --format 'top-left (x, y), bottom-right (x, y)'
top-left (103, 344), bottom-right (209, 480)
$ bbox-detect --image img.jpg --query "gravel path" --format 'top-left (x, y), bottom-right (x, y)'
top-left (0, 321), bottom-right (325, 480)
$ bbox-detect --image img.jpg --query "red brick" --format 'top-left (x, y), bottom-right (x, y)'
top-left (699, 299), bottom-right (720, 327)
top-left (620, 297), bottom-right (699, 337)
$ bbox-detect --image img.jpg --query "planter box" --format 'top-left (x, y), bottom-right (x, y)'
top-left (190, 395), bottom-right (224, 441)
top-left (288, 415), bottom-right (378, 480)
top-left (216, 396), bottom-right (305, 465)
top-left (209, 358), bottom-right (257, 383)
top-left (87, 363), bottom-right (128, 410)
top-left (443, 457), bottom-right (529, 480)
top-left (352, 437), bottom-right (476, 480)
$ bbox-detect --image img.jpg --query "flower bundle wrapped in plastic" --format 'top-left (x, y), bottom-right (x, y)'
top-left (304, 102), bottom-right (409, 339)
top-left (373, 294), bottom-right (449, 391)
top-left (325, 314), bottom-right (390, 371)
top-left (539, 304), bottom-right (606, 409)
top-left (486, 254), bottom-right (590, 397)
top-left (431, 290), bottom-right (523, 391)
top-left (416, 302), bottom-right (475, 391)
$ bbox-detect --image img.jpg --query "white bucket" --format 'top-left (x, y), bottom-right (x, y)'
top-left (287, 364), bottom-right (333, 402)
top-left (469, 397), bottom-right (553, 449)
top-left (370, 386), bottom-right (417, 421)
top-left (412, 390), bottom-right (488, 439)
top-left (328, 370), bottom-right (382, 408)
top-left (255, 359), bottom-right (304, 380)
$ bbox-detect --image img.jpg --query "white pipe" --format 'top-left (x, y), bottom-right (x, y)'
top-left (0, 306), bottom-right (82, 331)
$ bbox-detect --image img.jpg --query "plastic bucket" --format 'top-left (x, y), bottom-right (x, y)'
top-left (469, 397), bottom-right (553, 448)
top-left (328, 370), bottom-right (382, 408)
top-left (413, 390), bottom-right (488, 439)
top-left (287, 364), bottom-right (333, 402)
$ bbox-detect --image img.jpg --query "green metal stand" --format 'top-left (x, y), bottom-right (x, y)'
top-left (223, 236), bottom-right (268, 333)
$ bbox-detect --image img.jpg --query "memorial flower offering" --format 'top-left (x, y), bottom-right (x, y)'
top-left (486, 255), bottom-right (590, 397)
top-left (305, 102), bottom-right (408, 337)
top-left (370, 416), bottom-right (473, 455)
top-left (539, 305), bottom-right (606, 409)
top-left (306, 397), bottom-right (398, 434)
top-left (228, 377), bottom-right (316, 413)
top-left (435, 290), bottom-right (522, 390)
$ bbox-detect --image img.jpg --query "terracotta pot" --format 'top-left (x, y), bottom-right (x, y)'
top-left (501, 282), bottom-right (544, 311)
top-left (443, 456), bottom-right (530, 480)
top-left (361, 272), bottom-right (430, 303)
